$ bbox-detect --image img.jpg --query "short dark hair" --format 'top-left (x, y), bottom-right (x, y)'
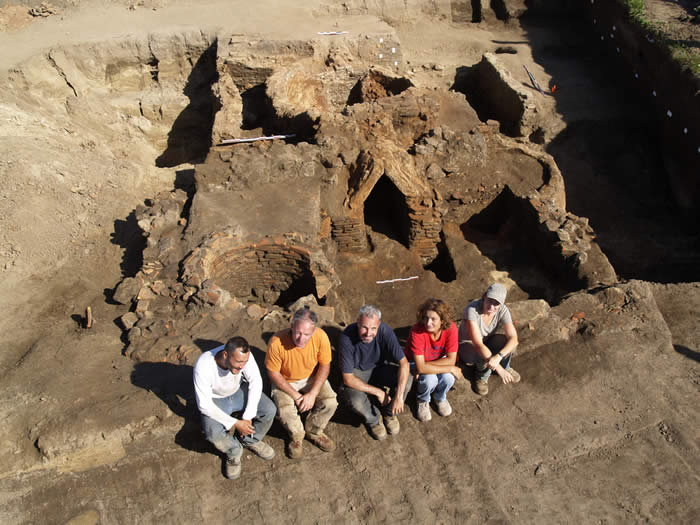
top-left (224, 336), bottom-right (250, 354)
top-left (291, 306), bottom-right (318, 327)
top-left (416, 298), bottom-right (454, 331)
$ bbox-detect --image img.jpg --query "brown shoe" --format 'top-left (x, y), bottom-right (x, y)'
top-left (509, 368), bottom-right (521, 383)
top-left (245, 440), bottom-right (275, 461)
top-left (368, 422), bottom-right (387, 441)
top-left (287, 439), bottom-right (303, 459)
top-left (474, 379), bottom-right (489, 396)
top-left (384, 416), bottom-right (400, 435)
top-left (306, 431), bottom-right (336, 452)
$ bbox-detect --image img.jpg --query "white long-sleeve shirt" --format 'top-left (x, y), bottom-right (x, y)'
top-left (193, 345), bottom-right (263, 430)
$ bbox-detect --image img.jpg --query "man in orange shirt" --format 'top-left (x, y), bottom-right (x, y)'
top-left (265, 307), bottom-right (338, 459)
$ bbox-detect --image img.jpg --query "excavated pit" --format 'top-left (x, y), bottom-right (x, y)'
top-left (8, 16), bottom-right (687, 364)
top-left (2, 3), bottom-right (700, 524)
top-left (104, 33), bottom-right (623, 362)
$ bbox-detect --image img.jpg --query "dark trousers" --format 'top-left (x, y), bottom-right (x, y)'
top-left (339, 364), bottom-right (413, 426)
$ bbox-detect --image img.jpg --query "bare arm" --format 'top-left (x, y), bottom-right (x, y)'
top-left (309, 363), bottom-right (330, 395)
top-left (390, 357), bottom-right (411, 414)
top-left (484, 322), bottom-right (518, 377)
top-left (414, 352), bottom-right (460, 376)
top-left (267, 368), bottom-right (302, 401)
top-left (343, 371), bottom-right (387, 402)
top-left (500, 322), bottom-right (519, 356)
top-left (295, 363), bottom-right (331, 412)
top-left (464, 320), bottom-right (510, 381)
top-left (466, 320), bottom-right (492, 360)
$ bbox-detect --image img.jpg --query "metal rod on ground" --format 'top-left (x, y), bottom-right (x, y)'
top-left (523, 65), bottom-right (545, 95)
top-left (218, 134), bottom-right (296, 145)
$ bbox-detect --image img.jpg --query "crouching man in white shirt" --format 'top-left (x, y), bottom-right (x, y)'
top-left (193, 336), bottom-right (276, 479)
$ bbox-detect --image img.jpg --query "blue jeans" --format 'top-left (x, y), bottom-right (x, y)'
top-left (410, 364), bottom-right (455, 403)
top-left (339, 365), bottom-right (414, 426)
top-left (458, 334), bottom-right (512, 381)
top-left (200, 383), bottom-right (276, 459)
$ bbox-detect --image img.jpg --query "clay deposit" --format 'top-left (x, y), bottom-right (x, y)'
top-left (0, 1), bottom-right (698, 524)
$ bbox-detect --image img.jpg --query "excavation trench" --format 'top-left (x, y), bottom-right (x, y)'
top-left (95, 21), bottom-right (695, 362)
top-left (2, 8), bottom-right (695, 365)
top-left (3, 4), bottom-right (700, 525)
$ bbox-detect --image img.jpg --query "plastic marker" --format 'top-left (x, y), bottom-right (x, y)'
top-left (219, 134), bottom-right (296, 145)
top-left (376, 276), bottom-right (419, 284)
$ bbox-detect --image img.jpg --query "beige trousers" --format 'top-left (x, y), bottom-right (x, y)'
top-left (271, 376), bottom-right (338, 441)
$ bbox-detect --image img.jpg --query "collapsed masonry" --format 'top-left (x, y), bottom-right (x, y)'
top-left (112, 33), bottom-right (617, 363)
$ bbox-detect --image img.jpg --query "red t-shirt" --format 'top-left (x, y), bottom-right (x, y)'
top-left (404, 322), bottom-right (458, 362)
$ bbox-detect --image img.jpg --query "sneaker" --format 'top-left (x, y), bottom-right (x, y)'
top-left (368, 422), bottom-right (387, 441)
top-left (474, 378), bottom-right (489, 396)
top-left (508, 368), bottom-right (521, 383)
top-left (306, 431), bottom-right (336, 452)
top-left (434, 399), bottom-right (452, 417)
top-left (417, 401), bottom-right (432, 422)
top-left (224, 455), bottom-right (241, 479)
top-left (245, 440), bottom-right (275, 461)
top-left (384, 416), bottom-right (400, 435)
top-left (287, 439), bottom-right (303, 459)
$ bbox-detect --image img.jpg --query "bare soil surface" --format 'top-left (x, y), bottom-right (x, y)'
top-left (0, 1), bottom-right (698, 524)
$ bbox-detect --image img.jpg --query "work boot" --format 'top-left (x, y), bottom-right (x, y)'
top-left (306, 431), bottom-right (336, 452)
top-left (287, 438), bottom-right (304, 459)
top-left (384, 416), bottom-right (400, 435)
top-left (508, 368), bottom-right (521, 383)
top-left (245, 440), bottom-right (275, 460)
top-left (474, 378), bottom-right (489, 396)
top-left (224, 455), bottom-right (241, 480)
top-left (368, 421), bottom-right (387, 441)
top-left (417, 401), bottom-right (432, 422)
top-left (434, 399), bottom-right (452, 417)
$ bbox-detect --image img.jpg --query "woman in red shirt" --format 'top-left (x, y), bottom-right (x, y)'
top-left (404, 298), bottom-right (463, 422)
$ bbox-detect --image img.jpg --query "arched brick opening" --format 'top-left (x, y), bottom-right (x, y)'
top-left (339, 150), bottom-right (443, 261)
top-left (363, 175), bottom-right (412, 249)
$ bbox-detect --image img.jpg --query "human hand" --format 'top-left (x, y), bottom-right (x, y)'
top-left (376, 390), bottom-right (392, 407)
top-left (495, 366), bottom-right (514, 384)
top-left (298, 391), bottom-right (317, 412)
top-left (451, 366), bottom-right (464, 381)
top-left (233, 419), bottom-right (255, 436)
top-left (486, 353), bottom-right (503, 370)
top-left (390, 396), bottom-right (404, 415)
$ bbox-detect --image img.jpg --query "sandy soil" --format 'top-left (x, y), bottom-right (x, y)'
top-left (0, 1), bottom-right (698, 524)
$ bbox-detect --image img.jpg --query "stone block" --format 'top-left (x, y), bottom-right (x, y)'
top-left (246, 304), bottom-right (267, 320)
top-left (137, 285), bottom-right (157, 301)
top-left (135, 299), bottom-right (151, 314)
top-left (113, 276), bottom-right (143, 305)
top-left (120, 312), bottom-right (139, 330)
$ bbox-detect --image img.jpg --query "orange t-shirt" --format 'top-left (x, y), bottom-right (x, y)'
top-left (265, 327), bottom-right (332, 381)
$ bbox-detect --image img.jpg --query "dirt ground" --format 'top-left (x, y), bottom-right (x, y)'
top-left (0, 1), bottom-right (699, 524)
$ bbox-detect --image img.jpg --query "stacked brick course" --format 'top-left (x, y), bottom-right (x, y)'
top-left (406, 196), bottom-right (442, 260)
top-left (181, 232), bottom-right (315, 305)
top-left (331, 217), bottom-right (368, 252)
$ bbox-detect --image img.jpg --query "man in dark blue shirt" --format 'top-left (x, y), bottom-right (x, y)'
top-left (339, 305), bottom-right (412, 440)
